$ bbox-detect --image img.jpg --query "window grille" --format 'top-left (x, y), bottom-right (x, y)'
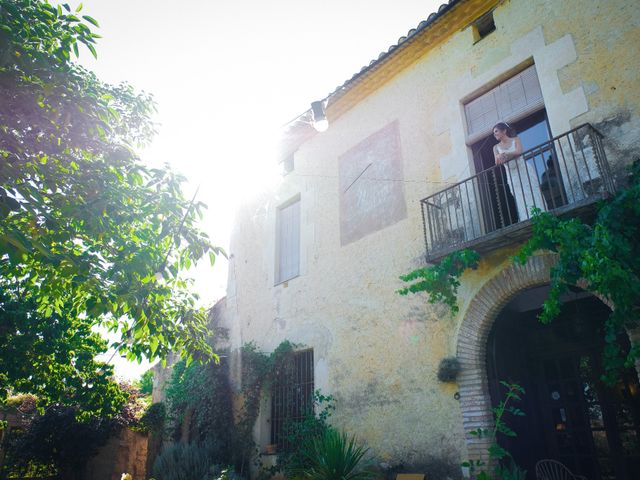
top-left (270, 349), bottom-right (314, 450)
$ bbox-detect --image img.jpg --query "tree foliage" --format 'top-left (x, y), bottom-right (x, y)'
top-left (2, 384), bottom-right (154, 479)
top-left (137, 369), bottom-right (154, 396)
top-left (4, 405), bottom-right (114, 480)
top-left (0, 0), bottom-right (222, 414)
top-left (0, 291), bottom-right (126, 416)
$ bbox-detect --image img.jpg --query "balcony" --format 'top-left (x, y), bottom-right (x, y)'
top-left (421, 124), bottom-right (616, 262)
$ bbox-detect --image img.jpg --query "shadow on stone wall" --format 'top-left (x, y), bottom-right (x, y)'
top-left (83, 428), bottom-right (149, 480)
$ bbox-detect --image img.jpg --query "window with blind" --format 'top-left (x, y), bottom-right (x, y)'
top-left (464, 65), bottom-right (544, 143)
top-left (270, 349), bottom-right (314, 450)
top-left (275, 197), bottom-right (300, 284)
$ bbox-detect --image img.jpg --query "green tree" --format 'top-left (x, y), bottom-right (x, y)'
top-left (0, 0), bottom-right (222, 415)
top-left (137, 369), bottom-right (154, 396)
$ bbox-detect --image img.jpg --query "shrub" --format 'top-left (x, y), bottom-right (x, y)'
top-left (4, 393), bottom-right (38, 412)
top-left (291, 428), bottom-right (374, 480)
top-left (277, 391), bottom-right (335, 476)
top-left (152, 442), bottom-right (220, 480)
top-left (138, 402), bottom-right (166, 433)
top-left (4, 405), bottom-right (113, 479)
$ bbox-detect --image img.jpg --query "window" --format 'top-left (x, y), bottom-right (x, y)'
top-left (281, 154), bottom-right (294, 175)
top-left (275, 197), bottom-right (300, 284)
top-left (464, 65), bottom-right (544, 143)
top-left (270, 349), bottom-right (314, 450)
top-left (472, 11), bottom-right (495, 42)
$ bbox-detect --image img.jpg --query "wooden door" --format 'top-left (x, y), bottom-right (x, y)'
top-left (488, 295), bottom-right (640, 479)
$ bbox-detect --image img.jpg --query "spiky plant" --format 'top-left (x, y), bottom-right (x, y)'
top-left (292, 428), bottom-right (375, 480)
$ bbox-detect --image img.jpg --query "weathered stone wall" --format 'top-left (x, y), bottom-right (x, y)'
top-left (84, 429), bottom-right (148, 480)
top-left (224, 0), bottom-right (640, 471)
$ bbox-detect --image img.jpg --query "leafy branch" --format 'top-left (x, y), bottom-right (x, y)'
top-left (398, 249), bottom-right (479, 314)
top-left (462, 382), bottom-right (526, 480)
top-left (0, 0), bottom-right (223, 415)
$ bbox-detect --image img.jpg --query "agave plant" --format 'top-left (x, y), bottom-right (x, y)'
top-left (292, 428), bottom-right (375, 480)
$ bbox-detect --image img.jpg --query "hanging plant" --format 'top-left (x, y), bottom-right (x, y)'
top-left (437, 357), bottom-right (461, 382)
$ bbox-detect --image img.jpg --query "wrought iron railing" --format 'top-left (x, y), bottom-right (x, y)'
top-left (421, 124), bottom-right (615, 259)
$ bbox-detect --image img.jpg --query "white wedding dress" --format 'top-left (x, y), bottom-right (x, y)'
top-left (496, 139), bottom-right (546, 220)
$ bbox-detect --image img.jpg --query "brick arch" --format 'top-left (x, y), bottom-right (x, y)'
top-left (454, 254), bottom-right (638, 464)
top-left (455, 254), bottom-right (558, 461)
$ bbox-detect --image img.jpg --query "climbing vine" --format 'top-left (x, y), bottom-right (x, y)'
top-left (514, 159), bottom-right (640, 384)
top-left (234, 340), bottom-right (296, 474)
top-left (398, 249), bottom-right (479, 313)
top-left (400, 160), bottom-right (640, 384)
top-left (462, 382), bottom-right (527, 480)
top-left (162, 340), bottom-right (297, 475)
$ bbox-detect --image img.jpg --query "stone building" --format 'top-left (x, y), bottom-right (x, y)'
top-left (218, 0), bottom-right (640, 478)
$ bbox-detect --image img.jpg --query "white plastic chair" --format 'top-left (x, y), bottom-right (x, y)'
top-left (535, 459), bottom-right (588, 480)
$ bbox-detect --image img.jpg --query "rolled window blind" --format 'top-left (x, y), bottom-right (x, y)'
top-left (276, 199), bottom-right (300, 283)
top-left (465, 65), bottom-right (544, 143)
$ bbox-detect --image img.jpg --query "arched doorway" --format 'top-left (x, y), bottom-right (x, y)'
top-left (455, 255), bottom-right (640, 480)
top-left (487, 286), bottom-right (640, 479)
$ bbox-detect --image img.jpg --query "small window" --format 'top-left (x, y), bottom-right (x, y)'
top-left (281, 154), bottom-right (294, 175)
top-left (275, 197), bottom-right (300, 284)
top-left (472, 11), bottom-right (495, 42)
top-left (271, 349), bottom-right (314, 450)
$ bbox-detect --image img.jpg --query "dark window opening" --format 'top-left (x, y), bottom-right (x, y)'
top-left (473, 11), bottom-right (496, 42)
top-left (281, 155), bottom-right (294, 175)
top-left (471, 109), bottom-right (556, 232)
top-left (270, 349), bottom-right (314, 451)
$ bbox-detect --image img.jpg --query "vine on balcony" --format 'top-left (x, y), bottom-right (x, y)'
top-left (514, 159), bottom-right (640, 384)
top-left (399, 160), bottom-right (640, 384)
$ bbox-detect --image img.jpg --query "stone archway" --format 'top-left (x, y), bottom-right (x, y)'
top-left (455, 254), bottom-right (558, 461)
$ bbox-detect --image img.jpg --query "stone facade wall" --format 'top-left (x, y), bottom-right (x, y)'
top-left (84, 429), bottom-right (148, 480)
top-left (223, 0), bottom-right (640, 471)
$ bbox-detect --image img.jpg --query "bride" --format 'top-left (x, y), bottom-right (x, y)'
top-left (493, 122), bottom-right (544, 222)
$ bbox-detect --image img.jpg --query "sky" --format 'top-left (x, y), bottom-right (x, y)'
top-left (77, 0), bottom-right (443, 379)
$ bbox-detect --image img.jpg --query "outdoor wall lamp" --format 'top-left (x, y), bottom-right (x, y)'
top-left (311, 100), bottom-right (329, 132)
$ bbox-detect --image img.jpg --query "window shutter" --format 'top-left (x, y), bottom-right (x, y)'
top-left (465, 65), bottom-right (544, 142)
top-left (277, 199), bottom-right (300, 283)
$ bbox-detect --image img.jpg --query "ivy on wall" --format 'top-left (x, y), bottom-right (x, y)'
top-left (162, 340), bottom-right (298, 476)
top-left (398, 249), bottom-right (479, 313)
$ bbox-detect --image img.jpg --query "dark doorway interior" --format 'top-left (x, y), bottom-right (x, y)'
top-left (470, 110), bottom-right (563, 232)
top-left (487, 287), bottom-right (640, 480)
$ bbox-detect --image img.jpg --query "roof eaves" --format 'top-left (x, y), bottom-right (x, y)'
top-left (325, 0), bottom-right (461, 107)
top-left (279, 0), bottom-right (464, 155)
